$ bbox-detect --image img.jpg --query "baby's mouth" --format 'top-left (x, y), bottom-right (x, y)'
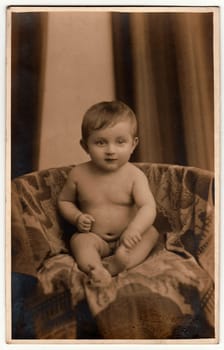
top-left (104, 158), bottom-right (117, 162)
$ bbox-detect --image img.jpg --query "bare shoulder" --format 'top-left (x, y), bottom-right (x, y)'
top-left (125, 163), bottom-right (148, 181)
top-left (67, 162), bottom-right (90, 182)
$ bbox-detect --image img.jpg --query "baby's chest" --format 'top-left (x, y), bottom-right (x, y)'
top-left (77, 179), bottom-right (133, 206)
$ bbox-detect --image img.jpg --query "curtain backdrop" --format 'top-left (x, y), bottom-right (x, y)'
top-left (112, 12), bottom-right (214, 171)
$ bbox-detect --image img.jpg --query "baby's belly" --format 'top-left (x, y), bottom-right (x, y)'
top-left (82, 204), bottom-right (136, 241)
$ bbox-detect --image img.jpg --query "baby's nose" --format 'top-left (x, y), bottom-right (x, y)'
top-left (105, 144), bottom-right (116, 154)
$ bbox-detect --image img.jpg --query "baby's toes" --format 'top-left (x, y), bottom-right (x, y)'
top-left (89, 267), bottom-right (112, 288)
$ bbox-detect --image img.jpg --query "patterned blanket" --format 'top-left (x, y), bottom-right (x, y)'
top-left (11, 163), bottom-right (215, 339)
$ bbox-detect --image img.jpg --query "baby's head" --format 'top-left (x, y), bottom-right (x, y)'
top-left (81, 100), bottom-right (138, 144)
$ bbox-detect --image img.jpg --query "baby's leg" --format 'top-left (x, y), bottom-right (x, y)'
top-left (106, 226), bottom-right (159, 276)
top-left (70, 232), bottom-right (112, 287)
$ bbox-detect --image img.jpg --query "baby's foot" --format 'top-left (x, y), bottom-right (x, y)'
top-left (88, 266), bottom-right (112, 288)
top-left (103, 246), bottom-right (130, 276)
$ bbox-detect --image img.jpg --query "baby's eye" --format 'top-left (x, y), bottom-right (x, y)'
top-left (117, 138), bottom-right (126, 144)
top-left (95, 139), bottom-right (106, 146)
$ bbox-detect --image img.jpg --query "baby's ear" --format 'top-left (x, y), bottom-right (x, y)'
top-left (80, 139), bottom-right (89, 153)
top-left (131, 137), bottom-right (139, 154)
top-left (134, 137), bottom-right (139, 147)
top-left (132, 137), bottom-right (139, 150)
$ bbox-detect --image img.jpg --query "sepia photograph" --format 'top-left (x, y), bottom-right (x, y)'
top-left (7, 5), bottom-right (219, 344)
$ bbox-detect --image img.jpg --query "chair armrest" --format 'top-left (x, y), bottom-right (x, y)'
top-left (11, 167), bottom-right (72, 276)
top-left (11, 182), bottom-right (38, 277)
top-left (137, 163), bottom-right (215, 280)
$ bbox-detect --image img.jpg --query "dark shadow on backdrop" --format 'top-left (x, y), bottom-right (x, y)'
top-left (11, 12), bottom-right (47, 178)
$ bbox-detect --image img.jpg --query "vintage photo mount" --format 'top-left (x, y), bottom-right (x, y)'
top-left (6, 5), bottom-right (220, 345)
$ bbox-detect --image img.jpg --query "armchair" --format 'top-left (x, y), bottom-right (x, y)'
top-left (11, 162), bottom-right (215, 340)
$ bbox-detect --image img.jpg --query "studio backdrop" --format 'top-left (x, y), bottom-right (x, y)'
top-left (11, 9), bottom-right (215, 178)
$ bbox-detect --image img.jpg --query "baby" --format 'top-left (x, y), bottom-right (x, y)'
top-left (58, 101), bottom-right (159, 287)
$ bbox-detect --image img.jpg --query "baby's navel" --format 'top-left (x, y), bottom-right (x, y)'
top-left (105, 232), bottom-right (118, 240)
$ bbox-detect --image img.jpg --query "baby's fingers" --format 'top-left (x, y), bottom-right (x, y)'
top-left (124, 238), bottom-right (135, 249)
top-left (85, 214), bottom-right (95, 223)
top-left (80, 227), bottom-right (90, 233)
top-left (135, 234), bottom-right (142, 243)
top-left (125, 235), bottom-right (141, 248)
top-left (82, 218), bottom-right (91, 225)
top-left (130, 237), bottom-right (140, 246)
top-left (81, 221), bottom-right (92, 229)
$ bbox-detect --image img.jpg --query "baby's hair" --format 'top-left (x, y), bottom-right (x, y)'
top-left (81, 100), bottom-right (137, 142)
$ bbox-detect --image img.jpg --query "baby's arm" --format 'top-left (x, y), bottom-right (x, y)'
top-left (121, 168), bottom-right (157, 248)
top-left (58, 169), bottom-right (94, 231)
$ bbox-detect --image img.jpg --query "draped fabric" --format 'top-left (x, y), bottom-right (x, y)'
top-left (11, 163), bottom-right (214, 339)
top-left (112, 12), bottom-right (214, 170)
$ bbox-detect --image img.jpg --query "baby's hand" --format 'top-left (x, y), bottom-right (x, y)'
top-left (121, 230), bottom-right (142, 249)
top-left (76, 213), bottom-right (95, 232)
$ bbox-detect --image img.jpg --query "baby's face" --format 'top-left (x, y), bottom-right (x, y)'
top-left (83, 121), bottom-right (138, 172)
